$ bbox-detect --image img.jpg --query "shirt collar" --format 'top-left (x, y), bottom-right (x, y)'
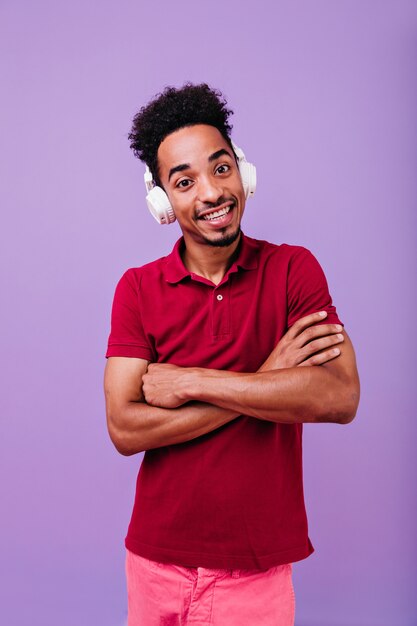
top-left (163, 233), bottom-right (259, 284)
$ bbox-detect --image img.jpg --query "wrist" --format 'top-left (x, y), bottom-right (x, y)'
top-left (181, 367), bottom-right (225, 403)
top-left (177, 367), bottom-right (205, 403)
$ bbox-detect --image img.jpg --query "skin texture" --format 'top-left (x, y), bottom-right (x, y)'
top-left (104, 124), bottom-right (360, 455)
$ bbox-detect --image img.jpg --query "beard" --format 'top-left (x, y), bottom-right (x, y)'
top-left (203, 225), bottom-right (241, 248)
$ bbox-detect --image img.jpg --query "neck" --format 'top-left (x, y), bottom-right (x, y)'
top-left (182, 234), bottom-right (242, 285)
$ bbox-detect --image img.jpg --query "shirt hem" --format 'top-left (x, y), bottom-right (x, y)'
top-left (125, 536), bottom-right (314, 570)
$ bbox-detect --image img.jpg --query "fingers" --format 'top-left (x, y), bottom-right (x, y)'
top-left (296, 331), bottom-right (344, 362)
top-left (295, 323), bottom-right (344, 349)
top-left (298, 346), bottom-right (341, 367)
top-left (289, 311), bottom-right (329, 339)
top-left (299, 328), bottom-right (344, 351)
top-left (297, 332), bottom-right (344, 367)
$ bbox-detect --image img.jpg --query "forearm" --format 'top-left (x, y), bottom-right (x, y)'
top-left (107, 318), bottom-right (357, 454)
top-left (177, 365), bottom-right (358, 424)
top-left (116, 334), bottom-right (291, 454)
top-left (108, 400), bottom-right (239, 455)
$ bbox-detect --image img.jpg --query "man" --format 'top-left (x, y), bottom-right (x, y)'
top-left (104, 83), bottom-right (360, 626)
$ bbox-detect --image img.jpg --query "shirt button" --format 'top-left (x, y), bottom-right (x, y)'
top-left (216, 294), bottom-right (223, 301)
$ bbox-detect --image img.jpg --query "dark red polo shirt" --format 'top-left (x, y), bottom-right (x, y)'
top-left (106, 234), bottom-right (342, 569)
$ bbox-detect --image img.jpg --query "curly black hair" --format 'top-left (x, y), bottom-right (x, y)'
top-left (128, 83), bottom-right (234, 186)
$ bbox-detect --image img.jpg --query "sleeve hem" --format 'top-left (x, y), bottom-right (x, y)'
top-left (106, 344), bottom-right (153, 360)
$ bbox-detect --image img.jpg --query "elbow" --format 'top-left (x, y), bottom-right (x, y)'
top-left (318, 384), bottom-right (360, 425)
top-left (107, 413), bottom-right (145, 456)
top-left (114, 436), bottom-right (146, 456)
top-left (336, 405), bottom-right (357, 425)
top-left (340, 379), bottom-right (361, 424)
top-left (109, 429), bottom-right (141, 456)
top-left (113, 437), bottom-right (142, 456)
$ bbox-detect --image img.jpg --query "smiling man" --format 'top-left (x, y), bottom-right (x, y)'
top-left (104, 84), bottom-right (360, 626)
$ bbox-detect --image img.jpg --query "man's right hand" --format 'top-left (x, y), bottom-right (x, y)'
top-left (259, 311), bottom-right (344, 372)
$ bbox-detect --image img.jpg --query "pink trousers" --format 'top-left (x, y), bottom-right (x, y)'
top-left (126, 550), bottom-right (295, 626)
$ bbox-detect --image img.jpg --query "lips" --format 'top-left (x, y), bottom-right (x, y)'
top-left (201, 205), bottom-right (232, 221)
top-left (197, 200), bottom-right (235, 220)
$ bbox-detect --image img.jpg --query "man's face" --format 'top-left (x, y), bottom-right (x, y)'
top-left (157, 124), bottom-right (246, 248)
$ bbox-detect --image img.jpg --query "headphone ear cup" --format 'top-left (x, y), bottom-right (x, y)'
top-left (146, 187), bottom-right (176, 225)
top-left (239, 161), bottom-right (257, 198)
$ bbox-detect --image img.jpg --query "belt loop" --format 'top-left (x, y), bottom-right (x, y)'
top-left (231, 569), bottom-right (240, 579)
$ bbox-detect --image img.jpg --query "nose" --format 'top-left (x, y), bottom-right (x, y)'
top-left (197, 175), bottom-right (223, 205)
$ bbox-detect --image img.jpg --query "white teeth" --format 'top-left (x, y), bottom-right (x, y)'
top-left (202, 206), bottom-right (231, 221)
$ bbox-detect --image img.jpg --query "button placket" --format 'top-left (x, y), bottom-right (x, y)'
top-left (212, 285), bottom-right (230, 337)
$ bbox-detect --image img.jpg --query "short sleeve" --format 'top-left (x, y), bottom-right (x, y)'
top-left (106, 269), bottom-right (155, 361)
top-left (287, 247), bottom-right (343, 329)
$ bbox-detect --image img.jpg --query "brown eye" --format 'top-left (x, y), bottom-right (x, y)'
top-left (215, 164), bottom-right (230, 174)
top-left (176, 179), bottom-right (192, 189)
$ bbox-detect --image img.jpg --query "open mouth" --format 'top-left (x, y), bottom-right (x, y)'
top-left (197, 201), bottom-right (235, 222)
top-left (201, 205), bottom-right (232, 221)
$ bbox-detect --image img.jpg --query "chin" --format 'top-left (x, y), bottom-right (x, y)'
top-left (203, 226), bottom-right (241, 248)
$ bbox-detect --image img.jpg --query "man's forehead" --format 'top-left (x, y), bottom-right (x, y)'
top-left (157, 124), bottom-right (231, 167)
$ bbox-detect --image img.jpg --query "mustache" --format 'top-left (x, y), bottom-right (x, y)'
top-left (195, 197), bottom-right (235, 218)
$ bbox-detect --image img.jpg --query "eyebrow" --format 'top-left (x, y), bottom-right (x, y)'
top-left (167, 148), bottom-right (234, 182)
top-left (208, 148), bottom-right (233, 162)
top-left (168, 163), bottom-right (191, 182)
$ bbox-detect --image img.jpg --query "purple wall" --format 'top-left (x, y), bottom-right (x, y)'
top-left (1, 1), bottom-right (416, 625)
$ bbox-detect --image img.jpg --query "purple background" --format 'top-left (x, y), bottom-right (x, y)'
top-left (1, 1), bottom-right (416, 625)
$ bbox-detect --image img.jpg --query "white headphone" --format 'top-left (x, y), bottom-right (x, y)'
top-left (143, 141), bottom-right (257, 225)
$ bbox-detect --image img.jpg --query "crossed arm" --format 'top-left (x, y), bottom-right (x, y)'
top-left (104, 312), bottom-right (360, 455)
